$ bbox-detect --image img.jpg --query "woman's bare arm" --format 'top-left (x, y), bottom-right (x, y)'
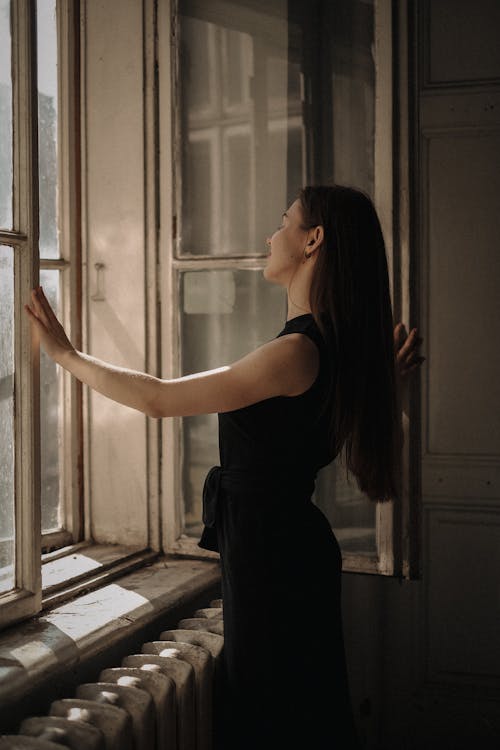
top-left (25, 286), bottom-right (319, 418)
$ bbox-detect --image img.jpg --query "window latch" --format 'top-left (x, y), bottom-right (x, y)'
top-left (91, 262), bottom-right (106, 301)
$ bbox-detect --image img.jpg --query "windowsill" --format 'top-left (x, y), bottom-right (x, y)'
top-left (41, 542), bottom-right (161, 608)
top-left (0, 555), bottom-right (221, 724)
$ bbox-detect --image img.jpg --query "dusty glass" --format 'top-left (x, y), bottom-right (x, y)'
top-left (37, 0), bottom-right (59, 259)
top-left (178, 0), bottom-right (377, 556)
top-left (37, 0), bottom-right (62, 534)
top-left (0, 0), bottom-right (13, 229)
top-left (178, 2), bottom-right (303, 256)
top-left (0, 246), bottom-right (15, 593)
top-left (40, 270), bottom-right (61, 532)
top-left (180, 268), bottom-right (286, 536)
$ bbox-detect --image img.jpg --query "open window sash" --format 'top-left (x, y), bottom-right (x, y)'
top-left (0, 0), bottom-right (42, 629)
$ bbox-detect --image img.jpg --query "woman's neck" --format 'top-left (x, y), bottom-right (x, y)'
top-left (286, 301), bottom-right (312, 321)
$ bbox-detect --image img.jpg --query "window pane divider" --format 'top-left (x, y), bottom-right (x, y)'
top-left (172, 257), bottom-right (267, 270)
top-left (39, 257), bottom-right (71, 269)
top-left (41, 529), bottom-right (75, 554)
top-left (0, 230), bottom-right (28, 244)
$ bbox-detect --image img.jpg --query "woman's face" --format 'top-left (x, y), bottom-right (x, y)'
top-left (263, 199), bottom-right (309, 285)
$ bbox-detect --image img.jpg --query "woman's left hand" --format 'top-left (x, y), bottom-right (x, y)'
top-left (24, 286), bottom-right (75, 364)
top-left (394, 322), bottom-right (425, 381)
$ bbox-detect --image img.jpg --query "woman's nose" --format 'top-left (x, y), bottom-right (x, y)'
top-left (266, 237), bottom-right (271, 247)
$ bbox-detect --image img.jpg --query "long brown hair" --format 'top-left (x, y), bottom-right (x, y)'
top-left (298, 184), bottom-right (401, 503)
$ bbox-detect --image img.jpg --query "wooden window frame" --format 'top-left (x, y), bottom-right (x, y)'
top-left (158, 0), bottom-right (419, 579)
top-left (39, 0), bottom-right (83, 554)
top-left (1, 0), bottom-right (90, 631)
top-left (0, 0), bottom-right (41, 629)
top-left (39, 0), bottom-right (159, 611)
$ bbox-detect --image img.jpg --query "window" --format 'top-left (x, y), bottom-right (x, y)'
top-left (0, 0), bottom-right (83, 629)
top-left (0, 0), bottom-right (416, 636)
top-left (162, 0), bottom-right (415, 577)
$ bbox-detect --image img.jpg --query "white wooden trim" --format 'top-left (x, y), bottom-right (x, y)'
top-left (168, 537), bottom-right (390, 575)
top-left (79, 0), bottom-right (92, 545)
top-left (373, 0), bottom-right (396, 577)
top-left (56, 0), bottom-right (83, 544)
top-left (15, 0), bottom-right (41, 610)
top-left (172, 1), bottom-right (185, 548)
top-left (143, 0), bottom-right (162, 552)
top-left (159, 0), bottom-right (184, 551)
top-left (396, 1), bottom-right (420, 580)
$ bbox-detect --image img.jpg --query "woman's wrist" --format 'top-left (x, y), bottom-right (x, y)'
top-left (57, 347), bottom-right (79, 371)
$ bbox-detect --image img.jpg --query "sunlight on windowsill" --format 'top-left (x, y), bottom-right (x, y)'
top-left (0, 556), bottom-right (221, 710)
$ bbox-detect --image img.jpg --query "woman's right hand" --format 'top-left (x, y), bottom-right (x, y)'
top-left (24, 286), bottom-right (76, 365)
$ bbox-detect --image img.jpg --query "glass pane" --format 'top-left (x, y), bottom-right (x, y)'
top-left (180, 269), bottom-right (286, 536)
top-left (178, 0), bottom-right (375, 257)
top-left (0, 0), bottom-right (13, 229)
top-left (40, 270), bottom-right (62, 532)
top-left (315, 461), bottom-right (377, 556)
top-left (330, 0), bottom-right (375, 195)
top-left (37, 0), bottom-right (59, 259)
top-left (178, 3), bottom-right (304, 255)
top-left (178, 0), bottom-right (378, 557)
top-left (0, 246), bottom-right (15, 593)
top-left (307, 0), bottom-right (377, 557)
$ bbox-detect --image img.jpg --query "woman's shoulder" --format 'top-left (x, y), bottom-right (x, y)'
top-left (269, 332), bottom-right (320, 397)
top-left (278, 312), bottom-right (332, 348)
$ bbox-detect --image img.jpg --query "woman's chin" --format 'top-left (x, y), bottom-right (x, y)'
top-left (263, 266), bottom-right (277, 283)
top-left (262, 271), bottom-right (284, 288)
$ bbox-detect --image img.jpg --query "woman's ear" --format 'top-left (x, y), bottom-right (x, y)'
top-left (310, 224), bottom-right (324, 250)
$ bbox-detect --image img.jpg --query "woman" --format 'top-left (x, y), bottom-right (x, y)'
top-left (25, 184), bottom-right (424, 749)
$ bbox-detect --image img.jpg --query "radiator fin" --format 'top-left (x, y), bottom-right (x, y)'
top-left (141, 641), bottom-right (212, 750)
top-left (18, 716), bottom-right (104, 749)
top-left (0, 738), bottom-right (68, 749)
top-left (2, 598), bottom-right (223, 750)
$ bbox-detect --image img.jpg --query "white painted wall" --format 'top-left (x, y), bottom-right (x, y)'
top-left (82, 0), bottom-right (149, 545)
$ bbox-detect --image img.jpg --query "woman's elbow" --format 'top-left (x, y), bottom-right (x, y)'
top-left (145, 375), bottom-right (183, 418)
top-left (147, 408), bottom-right (163, 419)
top-left (146, 396), bottom-right (170, 418)
top-left (145, 389), bottom-right (166, 419)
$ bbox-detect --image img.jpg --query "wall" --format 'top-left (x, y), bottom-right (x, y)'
top-left (342, 2), bottom-right (500, 748)
top-left (82, 0), bottom-right (150, 546)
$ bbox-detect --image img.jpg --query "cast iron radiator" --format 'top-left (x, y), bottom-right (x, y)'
top-left (0, 598), bottom-right (224, 750)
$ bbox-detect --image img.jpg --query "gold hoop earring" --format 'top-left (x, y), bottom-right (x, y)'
top-left (303, 237), bottom-right (314, 262)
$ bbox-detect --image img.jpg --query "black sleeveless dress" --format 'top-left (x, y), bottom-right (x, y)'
top-left (198, 313), bottom-right (361, 750)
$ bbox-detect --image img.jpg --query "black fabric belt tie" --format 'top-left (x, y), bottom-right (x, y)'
top-left (197, 464), bottom-right (317, 553)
